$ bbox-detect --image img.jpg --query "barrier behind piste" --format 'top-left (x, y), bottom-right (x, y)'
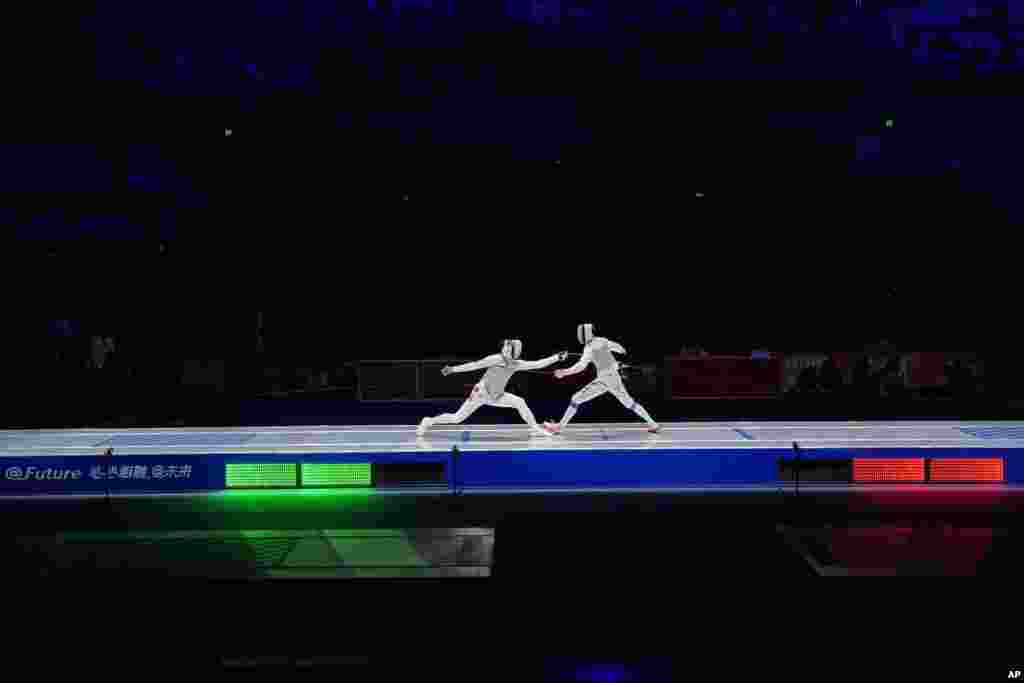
top-left (360, 354), bottom-right (792, 403)
top-left (357, 359), bottom-right (592, 402)
top-left (666, 354), bottom-right (784, 400)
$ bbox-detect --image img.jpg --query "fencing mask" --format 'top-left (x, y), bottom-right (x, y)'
top-left (577, 323), bottom-right (594, 346)
top-left (502, 339), bottom-right (523, 360)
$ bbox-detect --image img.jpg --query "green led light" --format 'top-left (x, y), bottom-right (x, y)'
top-left (225, 463), bottom-right (298, 488)
top-left (301, 463), bottom-right (372, 488)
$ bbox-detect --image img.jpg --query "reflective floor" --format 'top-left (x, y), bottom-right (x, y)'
top-left (15, 527), bottom-right (493, 578)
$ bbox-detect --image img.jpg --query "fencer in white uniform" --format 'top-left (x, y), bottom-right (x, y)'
top-left (544, 323), bottom-right (660, 434)
top-left (418, 340), bottom-right (567, 437)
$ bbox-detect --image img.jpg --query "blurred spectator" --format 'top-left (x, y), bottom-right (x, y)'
top-left (89, 335), bottom-right (115, 370)
top-left (945, 359), bottom-right (974, 397)
top-left (819, 354), bottom-right (843, 393)
top-left (878, 355), bottom-right (905, 399)
top-left (102, 337), bottom-right (118, 373)
top-left (796, 363), bottom-right (820, 393)
top-left (852, 354), bottom-right (875, 398)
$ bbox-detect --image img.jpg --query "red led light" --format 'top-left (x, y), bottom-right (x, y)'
top-left (853, 458), bottom-right (925, 483)
top-left (929, 458), bottom-right (1004, 483)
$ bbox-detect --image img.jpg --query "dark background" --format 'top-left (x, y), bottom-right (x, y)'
top-left (3, 1), bottom-right (1022, 427)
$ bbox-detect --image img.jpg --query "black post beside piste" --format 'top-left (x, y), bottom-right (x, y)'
top-left (792, 441), bottom-right (801, 496)
top-left (103, 447), bottom-right (114, 518)
top-left (451, 445), bottom-right (460, 498)
top-left (447, 444), bottom-right (466, 516)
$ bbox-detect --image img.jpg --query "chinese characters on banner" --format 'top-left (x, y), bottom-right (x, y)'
top-left (89, 464), bottom-right (194, 480)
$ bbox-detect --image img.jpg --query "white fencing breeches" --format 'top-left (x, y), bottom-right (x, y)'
top-left (573, 372), bottom-right (636, 408)
top-left (559, 371), bottom-right (656, 427)
top-left (431, 383), bottom-right (541, 429)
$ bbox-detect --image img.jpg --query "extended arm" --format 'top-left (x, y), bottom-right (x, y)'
top-left (446, 355), bottom-right (500, 374)
top-left (558, 346), bottom-right (593, 377)
top-left (516, 353), bottom-right (565, 371)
